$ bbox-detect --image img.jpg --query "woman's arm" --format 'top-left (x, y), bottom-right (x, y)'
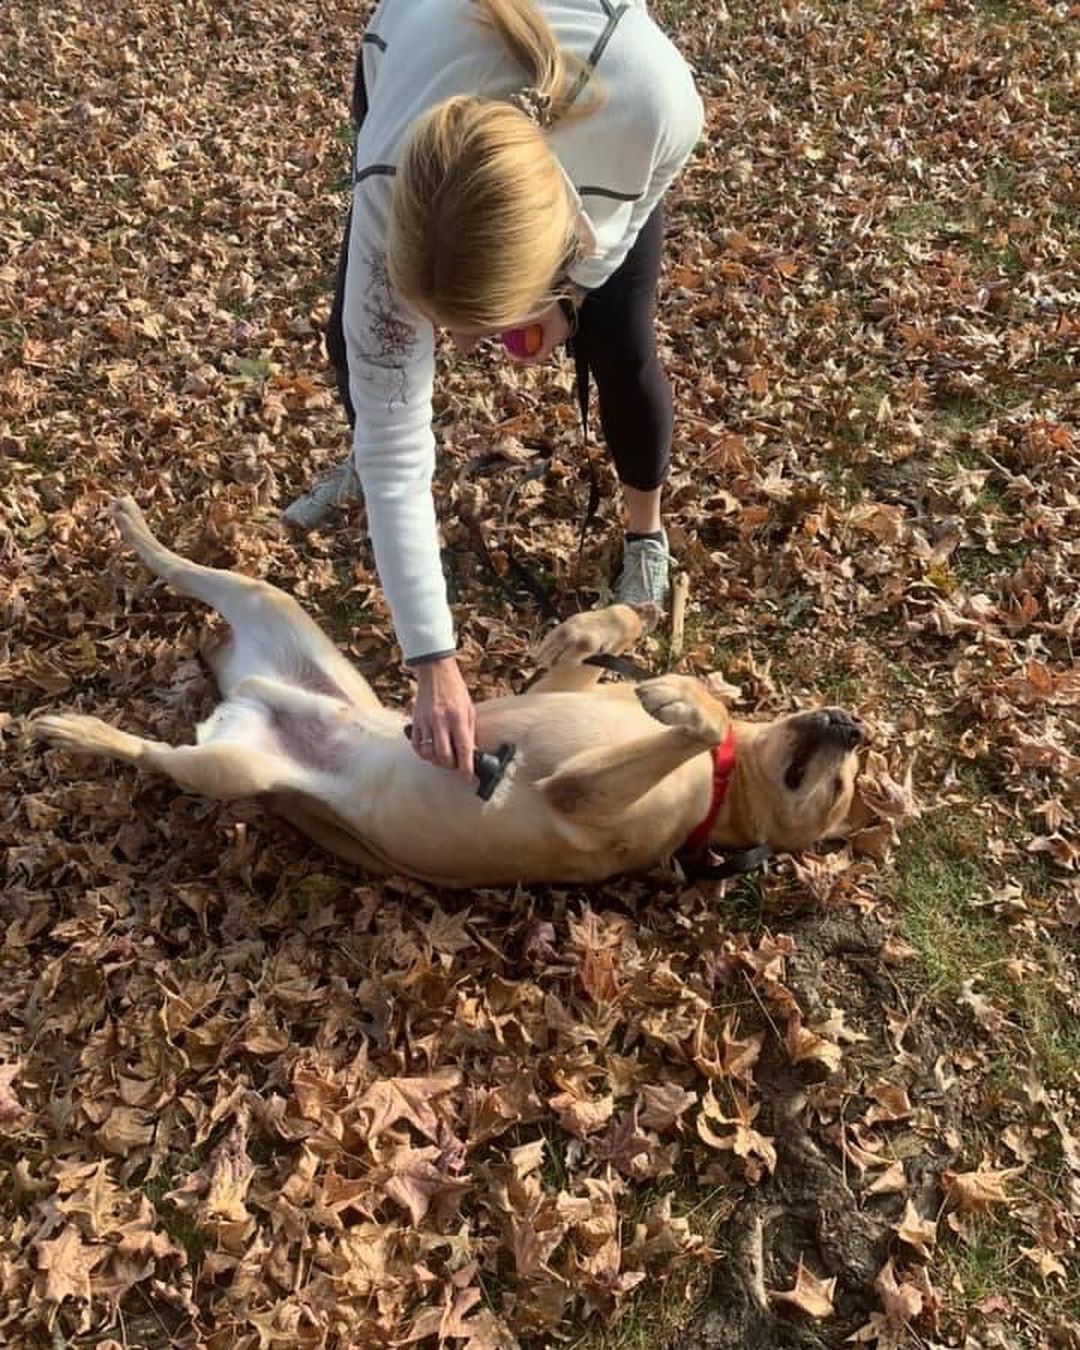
top-left (342, 180), bottom-right (476, 774)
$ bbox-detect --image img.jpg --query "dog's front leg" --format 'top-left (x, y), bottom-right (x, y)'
top-left (538, 674), bottom-right (729, 820)
top-left (527, 603), bottom-right (661, 694)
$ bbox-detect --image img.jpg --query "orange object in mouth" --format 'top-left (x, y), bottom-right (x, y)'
top-left (503, 324), bottom-right (544, 358)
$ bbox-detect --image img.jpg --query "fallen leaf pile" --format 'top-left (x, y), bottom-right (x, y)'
top-left (1, 0), bottom-right (1077, 1346)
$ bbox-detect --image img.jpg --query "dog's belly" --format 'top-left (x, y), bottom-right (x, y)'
top-left (309, 691), bottom-right (704, 886)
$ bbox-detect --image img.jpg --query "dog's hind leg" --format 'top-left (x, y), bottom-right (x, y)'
top-left (527, 603), bottom-right (661, 694)
top-left (111, 496), bottom-right (381, 712)
top-left (34, 712), bottom-right (291, 800)
top-left (538, 674), bottom-right (730, 820)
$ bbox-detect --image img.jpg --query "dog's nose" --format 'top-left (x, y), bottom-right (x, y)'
top-left (796, 707), bottom-right (864, 750)
top-left (822, 707), bottom-right (864, 749)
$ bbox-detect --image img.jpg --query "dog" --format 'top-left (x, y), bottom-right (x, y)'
top-left (33, 498), bottom-right (864, 888)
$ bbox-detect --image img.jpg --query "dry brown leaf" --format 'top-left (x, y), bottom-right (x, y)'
top-left (941, 1165), bottom-right (1022, 1214)
top-left (770, 1257), bottom-right (837, 1318)
top-left (33, 1224), bottom-right (105, 1308)
top-left (892, 1200), bottom-right (937, 1259)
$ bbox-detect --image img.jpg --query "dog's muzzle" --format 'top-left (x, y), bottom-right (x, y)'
top-left (784, 708), bottom-right (864, 790)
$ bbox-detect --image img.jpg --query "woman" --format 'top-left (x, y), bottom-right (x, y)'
top-left (284, 0), bottom-right (703, 777)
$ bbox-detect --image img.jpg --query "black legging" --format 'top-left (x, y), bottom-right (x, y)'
top-left (571, 204), bottom-right (672, 491)
top-left (326, 53), bottom-right (672, 494)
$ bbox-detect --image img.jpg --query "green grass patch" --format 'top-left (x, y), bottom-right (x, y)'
top-left (566, 1183), bottom-right (738, 1350)
top-left (892, 811), bottom-right (1008, 995)
top-left (888, 200), bottom-right (949, 241)
top-left (140, 1152), bottom-right (211, 1269)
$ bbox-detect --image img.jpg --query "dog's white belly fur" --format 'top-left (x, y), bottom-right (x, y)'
top-left (204, 684), bottom-right (712, 885)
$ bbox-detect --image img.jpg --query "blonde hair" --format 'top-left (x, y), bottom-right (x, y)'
top-left (387, 0), bottom-right (594, 333)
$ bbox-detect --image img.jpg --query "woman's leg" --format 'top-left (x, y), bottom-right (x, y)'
top-left (572, 207), bottom-right (674, 606)
top-left (284, 52), bottom-right (368, 529)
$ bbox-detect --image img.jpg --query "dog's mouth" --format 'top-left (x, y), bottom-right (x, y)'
top-left (783, 708), bottom-right (864, 790)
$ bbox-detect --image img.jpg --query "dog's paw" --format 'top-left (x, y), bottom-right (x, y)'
top-left (111, 495), bottom-right (158, 554)
top-left (533, 605), bottom-right (646, 669)
top-left (636, 675), bottom-right (726, 742)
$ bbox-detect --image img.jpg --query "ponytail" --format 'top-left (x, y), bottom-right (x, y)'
top-left (475, 0), bottom-right (596, 122)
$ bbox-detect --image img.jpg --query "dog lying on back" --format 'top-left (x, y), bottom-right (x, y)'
top-left (34, 498), bottom-right (864, 888)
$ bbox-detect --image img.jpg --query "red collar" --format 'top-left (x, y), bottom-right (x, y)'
top-left (683, 726), bottom-right (736, 854)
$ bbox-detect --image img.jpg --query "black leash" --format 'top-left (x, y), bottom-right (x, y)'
top-left (457, 336), bottom-right (605, 626)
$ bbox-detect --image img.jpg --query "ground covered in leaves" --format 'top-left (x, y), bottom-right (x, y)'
top-left (1, 0), bottom-right (1078, 1346)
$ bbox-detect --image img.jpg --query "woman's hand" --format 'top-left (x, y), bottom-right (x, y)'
top-left (504, 299), bottom-right (573, 365)
top-left (411, 655), bottom-right (476, 778)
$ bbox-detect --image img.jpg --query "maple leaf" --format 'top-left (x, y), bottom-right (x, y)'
top-left (863, 1080), bottom-right (912, 1127)
top-left (638, 1081), bottom-right (697, 1132)
top-left (420, 904), bottom-right (477, 958)
top-left (892, 1200), bottom-right (937, 1259)
top-left (399, 1282), bottom-right (484, 1343)
top-left (941, 1164), bottom-right (1022, 1213)
top-left (770, 1257), bottom-right (837, 1318)
top-left (786, 1012), bottom-right (844, 1073)
top-left (34, 1224), bottom-right (105, 1308)
top-left (203, 1114), bottom-right (255, 1224)
top-left (0, 1061), bottom-right (27, 1126)
top-left (55, 1160), bottom-right (125, 1238)
top-left (356, 1069), bottom-right (463, 1146)
top-left (95, 1104), bottom-right (155, 1155)
top-left (380, 1143), bottom-right (471, 1226)
top-left (1020, 1245), bottom-right (1067, 1282)
top-left (958, 979), bottom-right (1009, 1034)
top-left (865, 1160), bottom-right (907, 1196)
top-left (849, 1257), bottom-right (925, 1345)
top-left (592, 1107), bottom-right (668, 1180)
top-left (696, 1085), bottom-right (776, 1178)
top-left (548, 1090), bottom-right (614, 1138)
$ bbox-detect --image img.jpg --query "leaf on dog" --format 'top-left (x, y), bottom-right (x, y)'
top-left (892, 1200), bottom-right (937, 1259)
top-left (356, 1070), bottom-right (462, 1145)
top-left (941, 1165), bottom-right (1022, 1214)
top-left (770, 1257), bottom-right (836, 1318)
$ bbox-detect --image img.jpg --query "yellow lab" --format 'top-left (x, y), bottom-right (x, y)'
top-left (34, 498), bottom-right (863, 888)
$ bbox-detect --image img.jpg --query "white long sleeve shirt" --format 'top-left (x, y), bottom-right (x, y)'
top-left (342, 0), bottom-right (704, 661)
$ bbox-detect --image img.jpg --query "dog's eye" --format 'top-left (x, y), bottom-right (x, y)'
top-left (784, 763), bottom-right (804, 791)
top-left (833, 776), bottom-right (844, 796)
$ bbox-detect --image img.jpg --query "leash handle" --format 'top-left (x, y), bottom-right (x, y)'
top-left (402, 724), bottom-right (515, 801)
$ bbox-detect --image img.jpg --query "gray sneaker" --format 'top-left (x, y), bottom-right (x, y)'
top-left (282, 456), bottom-right (361, 532)
top-left (615, 532), bottom-right (671, 609)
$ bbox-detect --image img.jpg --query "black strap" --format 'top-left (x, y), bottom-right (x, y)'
top-left (456, 334), bottom-right (605, 626)
top-left (519, 648), bottom-right (655, 694)
top-left (678, 843), bottom-right (774, 882)
top-left (455, 450), bottom-right (562, 622)
top-left (571, 337), bottom-right (603, 605)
